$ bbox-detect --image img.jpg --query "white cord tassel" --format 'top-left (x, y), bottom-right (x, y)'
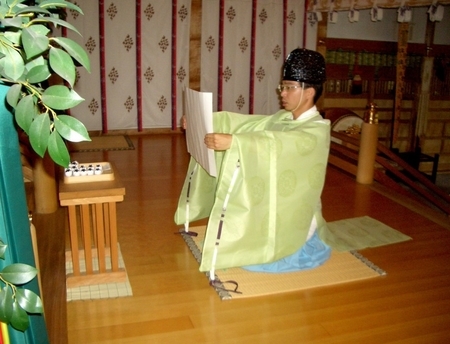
top-left (209, 160), bottom-right (241, 280)
top-left (184, 164), bottom-right (198, 233)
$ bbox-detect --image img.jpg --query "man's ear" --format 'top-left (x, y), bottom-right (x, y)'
top-left (305, 87), bottom-right (315, 100)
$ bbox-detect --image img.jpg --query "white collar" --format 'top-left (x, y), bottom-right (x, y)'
top-left (287, 106), bottom-right (318, 121)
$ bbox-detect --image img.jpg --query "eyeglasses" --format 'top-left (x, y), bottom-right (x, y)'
top-left (277, 84), bottom-right (302, 92)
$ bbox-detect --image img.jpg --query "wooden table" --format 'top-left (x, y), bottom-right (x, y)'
top-left (59, 162), bottom-right (126, 288)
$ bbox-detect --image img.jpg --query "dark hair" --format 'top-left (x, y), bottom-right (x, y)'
top-left (302, 83), bottom-right (323, 104)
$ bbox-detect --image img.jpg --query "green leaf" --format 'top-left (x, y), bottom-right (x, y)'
top-left (22, 26), bottom-right (50, 60)
top-left (49, 46), bottom-right (75, 86)
top-left (29, 17), bottom-right (81, 36)
top-left (52, 37), bottom-right (91, 72)
top-left (0, 45), bottom-right (25, 81)
top-left (48, 130), bottom-right (70, 167)
top-left (11, 300), bottom-right (29, 332)
top-left (7, 0), bottom-right (31, 13)
top-left (0, 241), bottom-right (7, 259)
top-left (14, 5), bottom-right (51, 16)
top-left (1, 17), bottom-right (23, 28)
top-left (25, 55), bottom-right (46, 71)
top-left (7, 0), bottom-right (27, 5)
top-left (0, 5), bottom-right (8, 18)
top-left (0, 287), bottom-right (14, 324)
top-left (0, 263), bottom-right (37, 285)
top-left (6, 83), bottom-right (22, 108)
top-left (0, 34), bottom-right (14, 46)
top-left (38, 0), bottom-right (83, 14)
top-left (27, 64), bottom-right (51, 83)
top-left (29, 113), bottom-right (50, 157)
top-left (15, 289), bottom-right (43, 314)
top-left (28, 24), bottom-right (51, 37)
top-left (4, 30), bottom-right (21, 45)
top-left (15, 95), bottom-right (36, 134)
top-left (54, 115), bottom-right (90, 142)
top-left (41, 85), bottom-right (84, 110)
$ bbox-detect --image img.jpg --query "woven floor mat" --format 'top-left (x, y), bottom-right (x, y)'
top-left (68, 135), bottom-right (135, 152)
top-left (66, 244), bottom-right (133, 302)
top-left (181, 225), bottom-right (386, 300)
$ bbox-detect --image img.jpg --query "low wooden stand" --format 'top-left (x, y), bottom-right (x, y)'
top-left (59, 162), bottom-right (126, 288)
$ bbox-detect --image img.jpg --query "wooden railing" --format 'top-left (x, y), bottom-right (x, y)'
top-left (329, 130), bottom-right (450, 217)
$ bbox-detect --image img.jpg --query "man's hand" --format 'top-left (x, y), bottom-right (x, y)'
top-left (204, 133), bottom-right (232, 151)
top-left (181, 115), bottom-right (187, 130)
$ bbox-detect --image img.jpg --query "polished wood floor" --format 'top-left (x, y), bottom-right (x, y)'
top-left (39, 133), bottom-right (450, 343)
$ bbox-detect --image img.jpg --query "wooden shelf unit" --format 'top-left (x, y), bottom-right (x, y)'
top-left (320, 38), bottom-right (450, 172)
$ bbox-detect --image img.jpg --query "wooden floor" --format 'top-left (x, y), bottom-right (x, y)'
top-left (36, 133), bottom-right (450, 343)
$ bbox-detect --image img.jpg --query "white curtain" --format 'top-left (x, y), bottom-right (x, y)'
top-left (65, 1), bottom-right (308, 131)
top-left (201, 0), bottom-right (307, 115)
top-left (65, 0), bottom-right (102, 131)
top-left (66, 0), bottom-right (191, 132)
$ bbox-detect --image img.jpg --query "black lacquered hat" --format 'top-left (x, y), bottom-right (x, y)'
top-left (283, 48), bottom-right (326, 84)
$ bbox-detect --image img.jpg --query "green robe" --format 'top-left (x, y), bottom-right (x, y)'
top-left (175, 110), bottom-right (330, 272)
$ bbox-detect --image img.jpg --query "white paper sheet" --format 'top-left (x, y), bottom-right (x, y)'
top-left (184, 88), bottom-right (216, 177)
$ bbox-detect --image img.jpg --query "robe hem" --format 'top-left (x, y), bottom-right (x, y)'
top-left (179, 228), bottom-right (233, 300)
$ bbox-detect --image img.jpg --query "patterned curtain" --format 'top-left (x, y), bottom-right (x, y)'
top-left (201, 0), bottom-right (307, 115)
top-left (65, 1), bottom-right (309, 131)
top-left (66, 0), bottom-right (191, 132)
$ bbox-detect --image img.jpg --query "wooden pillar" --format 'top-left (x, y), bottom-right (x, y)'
top-left (33, 154), bottom-right (58, 214)
top-left (189, 0), bottom-right (202, 92)
top-left (316, 15), bottom-right (327, 109)
top-left (392, 23), bottom-right (409, 147)
top-left (357, 103), bottom-right (379, 184)
top-left (414, 20), bottom-right (435, 143)
top-left (415, 57), bottom-right (433, 139)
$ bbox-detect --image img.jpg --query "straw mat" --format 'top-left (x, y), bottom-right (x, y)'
top-left (319, 216), bottom-right (411, 251)
top-left (66, 244), bottom-right (133, 302)
top-left (68, 135), bottom-right (134, 152)
top-left (181, 224), bottom-right (387, 300)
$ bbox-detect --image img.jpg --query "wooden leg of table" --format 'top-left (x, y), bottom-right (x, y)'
top-left (91, 204), bottom-right (97, 246)
top-left (68, 205), bottom-right (80, 276)
top-left (95, 203), bottom-right (106, 273)
top-left (108, 202), bottom-right (119, 272)
top-left (81, 204), bottom-right (93, 274)
top-left (103, 203), bottom-right (111, 248)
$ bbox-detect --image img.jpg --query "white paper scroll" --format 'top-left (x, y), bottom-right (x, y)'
top-left (184, 88), bottom-right (217, 177)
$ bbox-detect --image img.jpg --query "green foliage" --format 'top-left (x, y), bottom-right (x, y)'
top-left (0, 0), bottom-right (89, 332)
top-left (0, 238), bottom-right (43, 332)
top-left (0, 0), bottom-right (91, 167)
